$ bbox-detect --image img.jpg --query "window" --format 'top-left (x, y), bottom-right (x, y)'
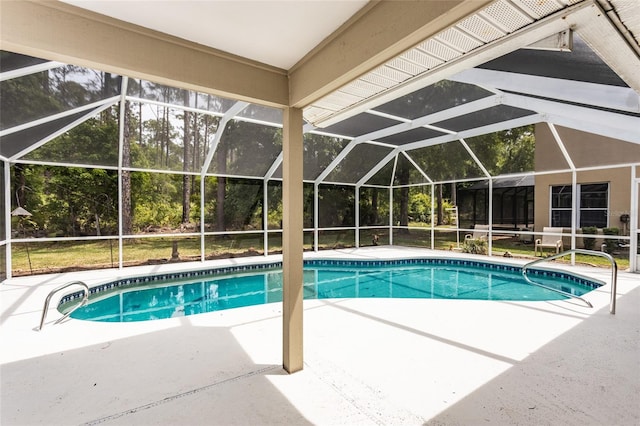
top-left (550, 183), bottom-right (609, 228)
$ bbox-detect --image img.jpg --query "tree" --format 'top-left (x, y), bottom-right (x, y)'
top-left (0, 70), bottom-right (61, 130)
top-left (181, 91), bottom-right (192, 224)
top-left (396, 158), bottom-right (410, 232)
top-left (216, 143), bottom-right (227, 232)
top-left (121, 101), bottom-right (133, 234)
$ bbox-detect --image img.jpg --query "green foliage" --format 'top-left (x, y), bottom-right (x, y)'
top-left (359, 187), bottom-right (389, 226)
top-left (581, 226), bottom-right (598, 250)
top-left (409, 192), bottom-right (431, 223)
top-left (24, 113), bottom-right (119, 165)
top-left (223, 179), bottom-right (264, 230)
top-left (465, 125), bottom-right (535, 175)
top-left (318, 185), bottom-right (355, 228)
top-left (3, 59), bottom-right (537, 250)
top-left (602, 227), bottom-right (619, 254)
top-left (0, 71), bottom-right (62, 129)
top-left (130, 172), bottom-right (182, 231)
top-left (462, 238), bottom-right (488, 255)
top-left (133, 201), bottom-right (181, 229)
top-left (267, 204), bottom-right (283, 229)
top-left (12, 164), bottom-right (118, 237)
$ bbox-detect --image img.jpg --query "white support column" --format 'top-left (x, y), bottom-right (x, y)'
top-left (200, 175), bottom-right (206, 261)
top-left (355, 185), bottom-right (360, 248)
top-left (488, 178), bottom-right (493, 256)
top-left (431, 183), bottom-right (435, 250)
top-left (571, 170), bottom-right (578, 256)
top-left (548, 123), bottom-right (577, 264)
top-left (389, 155), bottom-right (398, 246)
top-left (389, 189), bottom-right (393, 245)
top-left (630, 165), bottom-right (638, 272)
top-left (263, 179), bottom-right (269, 256)
top-left (4, 160), bottom-right (11, 280)
top-left (314, 182), bottom-right (319, 252)
top-left (282, 107), bottom-right (304, 374)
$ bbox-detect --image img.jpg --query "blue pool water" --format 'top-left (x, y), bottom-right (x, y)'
top-left (65, 259), bottom-right (600, 323)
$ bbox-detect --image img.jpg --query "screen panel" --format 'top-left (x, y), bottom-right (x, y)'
top-left (404, 141), bottom-right (485, 182)
top-left (325, 143), bottom-right (393, 184)
top-left (129, 102), bottom-right (217, 172)
top-left (1, 65), bottom-right (121, 131)
top-left (22, 108), bottom-right (120, 166)
top-left (374, 80), bottom-right (494, 120)
top-left (208, 121), bottom-right (281, 177)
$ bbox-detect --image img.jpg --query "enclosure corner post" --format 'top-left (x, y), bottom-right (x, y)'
top-left (3, 160), bottom-right (11, 280)
top-left (282, 107), bottom-right (304, 374)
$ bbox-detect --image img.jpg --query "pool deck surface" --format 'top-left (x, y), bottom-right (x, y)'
top-left (1, 246), bottom-right (639, 425)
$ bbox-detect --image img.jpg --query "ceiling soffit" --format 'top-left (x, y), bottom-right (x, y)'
top-left (303, 0), bottom-right (640, 128)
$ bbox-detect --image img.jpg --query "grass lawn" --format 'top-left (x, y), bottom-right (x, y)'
top-left (11, 229), bottom-right (631, 276)
top-left (402, 227), bottom-right (631, 269)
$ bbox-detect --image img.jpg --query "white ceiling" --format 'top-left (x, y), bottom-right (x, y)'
top-left (61, 0), bottom-right (369, 69)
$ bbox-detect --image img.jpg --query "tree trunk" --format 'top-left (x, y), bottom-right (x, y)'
top-left (69, 205), bottom-right (77, 237)
top-left (95, 211), bottom-right (101, 236)
top-left (101, 72), bottom-right (113, 124)
top-left (450, 182), bottom-right (457, 206)
top-left (398, 162), bottom-right (410, 234)
top-left (399, 187), bottom-right (409, 230)
top-left (163, 106), bottom-right (170, 166)
top-left (156, 105), bottom-right (162, 165)
top-left (372, 188), bottom-right (379, 225)
top-left (243, 184), bottom-right (263, 228)
top-left (121, 101), bottom-right (133, 235)
top-left (216, 177), bottom-right (226, 232)
top-left (216, 138), bottom-right (227, 232)
top-left (14, 164), bottom-right (26, 208)
top-left (437, 184), bottom-right (443, 226)
top-left (181, 91), bottom-right (192, 224)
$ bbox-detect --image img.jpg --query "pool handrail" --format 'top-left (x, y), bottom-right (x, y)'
top-left (39, 281), bottom-right (89, 331)
top-left (521, 249), bottom-right (617, 314)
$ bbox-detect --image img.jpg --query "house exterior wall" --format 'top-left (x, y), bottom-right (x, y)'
top-left (534, 168), bottom-right (631, 229)
top-left (534, 123), bottom-right (635, 236)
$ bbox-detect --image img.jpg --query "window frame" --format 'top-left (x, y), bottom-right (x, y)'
top-left (549, 182), bottom-right (609, 228)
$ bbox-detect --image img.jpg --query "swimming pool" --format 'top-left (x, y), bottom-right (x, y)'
top-left (61, 259), bottom-right (602, 322)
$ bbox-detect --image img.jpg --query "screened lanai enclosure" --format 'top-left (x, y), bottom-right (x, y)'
top-left (1, 1), bottom-right (640, 281)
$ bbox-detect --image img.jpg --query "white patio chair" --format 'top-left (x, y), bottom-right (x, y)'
top-left (465, 224), bottom-right (490, 241)
top-left (535, 227), bottom-right (564, 256)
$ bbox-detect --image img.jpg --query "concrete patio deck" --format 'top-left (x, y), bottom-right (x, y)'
top-left (1, 247), bottom-right (638, 425)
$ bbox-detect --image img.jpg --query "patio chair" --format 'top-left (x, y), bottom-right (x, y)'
top-left (465, 224), bottom-right (489, 241)
top-left (535, 227), bottom-right (564, 256)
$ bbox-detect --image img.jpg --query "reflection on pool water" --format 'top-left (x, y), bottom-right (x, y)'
top-left (64, 259), bottom-right (601, 323)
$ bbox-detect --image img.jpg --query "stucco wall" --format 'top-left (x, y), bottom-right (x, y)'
top-left (534, 123), bottom-right (634, 234)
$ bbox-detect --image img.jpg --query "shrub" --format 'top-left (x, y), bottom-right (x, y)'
top-left (581, 226), bottom-right (598, 250)
top-left (602, 227), bottom-right (619, 254)
top-left (462, 238), bottom-right (487, 255)
top-left (409, 192), bottom-right (431, 223)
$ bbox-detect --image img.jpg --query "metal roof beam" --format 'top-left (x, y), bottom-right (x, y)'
top-left (577, 2), bottom-right (640, 93)
top-left (451, 68), bottom-right (640, 113)
top-left (399, 114), bottom-right (544, 152)
top-left (502, 93), bottom-right (640, 143)
top-left (314, 95), bottom-right (500, 184)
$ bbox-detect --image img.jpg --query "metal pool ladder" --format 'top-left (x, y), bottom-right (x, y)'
top-left (39, 281), bottom-right (90, 331)
top-left (521, 249), bottom-right (618, 314)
